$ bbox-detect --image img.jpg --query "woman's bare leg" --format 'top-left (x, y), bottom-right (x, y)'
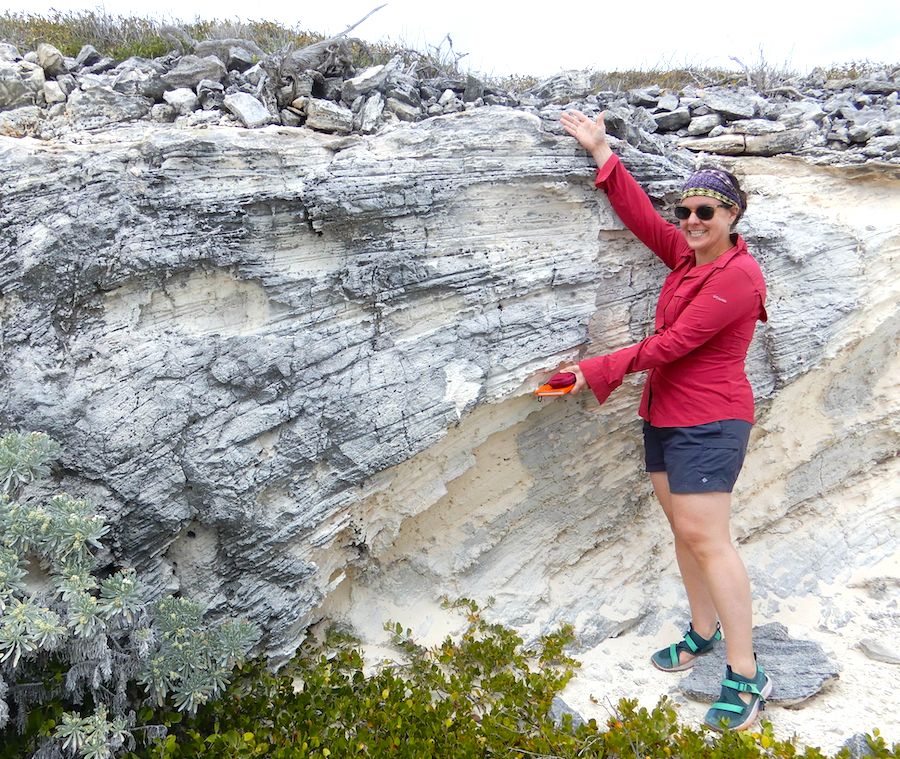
top-left (668, 489), bottom-right (756, 683)
top-left (650, 472), bottom-right (719, 665)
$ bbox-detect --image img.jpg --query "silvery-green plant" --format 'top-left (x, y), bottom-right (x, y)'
top-left (0, 432), bottom-right (260, 758)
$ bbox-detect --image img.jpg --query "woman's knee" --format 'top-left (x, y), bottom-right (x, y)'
top-left (671, 513), bottom-right (729, 561)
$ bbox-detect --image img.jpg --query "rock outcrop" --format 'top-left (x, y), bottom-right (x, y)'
top-left (1, 105), bottom-right (895, 657)
top-left (0, 32), bottom-right (898, 753)
top-left (0, 38), bottom-right (898, 163)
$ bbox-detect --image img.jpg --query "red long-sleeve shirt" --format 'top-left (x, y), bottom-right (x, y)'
top-left (578, 155), bottom-right (768, 426)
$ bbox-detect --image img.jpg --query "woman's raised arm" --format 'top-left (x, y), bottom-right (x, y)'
top-left (562, 109), bottom-right (688, 269)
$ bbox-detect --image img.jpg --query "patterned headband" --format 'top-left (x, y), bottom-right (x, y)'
top-left (681, 169), bottom-right (745, 210)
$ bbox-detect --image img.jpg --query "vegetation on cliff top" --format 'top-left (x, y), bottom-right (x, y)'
top-left (0, 10), bottom-right (895, 94)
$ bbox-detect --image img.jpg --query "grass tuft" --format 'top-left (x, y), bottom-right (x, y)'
top-left (0, 11), bottom-right (897, 97)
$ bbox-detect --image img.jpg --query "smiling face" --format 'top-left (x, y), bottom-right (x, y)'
top-left (678, 196), bottom-right (739, 263)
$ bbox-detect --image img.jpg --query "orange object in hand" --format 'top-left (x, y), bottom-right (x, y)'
top-left (535, 372), bottom-right (577, 397)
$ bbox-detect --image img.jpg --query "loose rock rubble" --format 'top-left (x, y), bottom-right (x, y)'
top-left (0, 36), bottom-right (897, 163)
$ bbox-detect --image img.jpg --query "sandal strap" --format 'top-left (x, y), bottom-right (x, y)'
top-left (683, 633), bottom-right (700, 653)
top-left (661, 623), bottom-right (723, 669)
top-left (710, 701), bottom-right (745, 714)
top-left (668, 643), bottom-right (679, 668)
top-left (681, 622), bottom-right (722, 652)
top-left (722, 677), bottom-right (763, 696)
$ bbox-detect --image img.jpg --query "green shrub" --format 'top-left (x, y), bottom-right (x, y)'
top-left (0, 432), bottom-right (259, 759)
top-left (126, 598), bottom-right (898, 759)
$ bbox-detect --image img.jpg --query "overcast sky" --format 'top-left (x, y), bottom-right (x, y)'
top-left (5, 0), bottom-right (899, 77)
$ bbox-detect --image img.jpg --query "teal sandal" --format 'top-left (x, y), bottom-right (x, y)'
top-left (650, 622), bottom-right (722, 672)
top-left (704, 662), bottom-right (773, 732)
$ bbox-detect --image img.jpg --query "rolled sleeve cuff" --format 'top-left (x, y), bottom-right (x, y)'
top-left (594, 153), bottom-right (620, 189)
top-left (578, 355), bottom-right (622, 406)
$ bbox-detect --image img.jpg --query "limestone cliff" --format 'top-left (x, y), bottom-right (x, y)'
top-left (1, 108), bottom-right (897, 748)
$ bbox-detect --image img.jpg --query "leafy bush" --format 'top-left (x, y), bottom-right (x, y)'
top-left (126, 598), bottom-right (898, 759)
top-left (2, 433), bottom-right (897, 757)
top-left (124, 597), bottom-right (580, 759)
top-left (0, 432), bottom-right (259, 759)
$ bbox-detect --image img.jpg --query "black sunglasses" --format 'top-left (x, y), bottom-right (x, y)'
top-left (674, 204), bottom-right (729, 221)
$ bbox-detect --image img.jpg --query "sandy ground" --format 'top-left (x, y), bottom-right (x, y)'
top-left (562, 621), bottom-right (899, 755)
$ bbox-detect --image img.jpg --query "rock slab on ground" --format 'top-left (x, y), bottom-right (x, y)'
top-left (679, 622), bottom-right (839, 706)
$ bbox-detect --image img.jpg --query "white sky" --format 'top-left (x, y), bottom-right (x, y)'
top-left (4, 0), bottom-right (899, 78)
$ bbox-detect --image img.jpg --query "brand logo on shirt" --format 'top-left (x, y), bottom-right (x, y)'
top-left (712, 295), bottom-right (728, 303)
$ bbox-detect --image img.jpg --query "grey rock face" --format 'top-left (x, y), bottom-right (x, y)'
top-left (1, 39), bottom-right (875, 162)
top-left (604, 106), bottom-right (662, 154)
top-left (842, 734), bottom-right (878, 758)
top-left (342, 64), bottom-right (389, 102)
top-left (36, 42), bottom-right (66, 77)
top-left (197, 79), bottom-right (225, 110)
top-left (150, 103), bottom-right (177, 122)
top-left (43, 80), bottom-right (67, 105)
top-left (463, 74), bottom-right (484, 103)
top-left (321, 76), bottom-right (343, 102)
top-left (163, 87), bottom-right (199, 115)
top-left (858, 638), bottom-right (900, 665)
top-left (290, 71), bottom-right (316, 99)
top-left (656, 93), bottom-right (679, 111)
top-left (223, 92), bottom-right (274, 128)
top-left (526, 70), bottom-right (595, 103)
top-left (65, 85), bottom-right (150, 128)
top-left (386, 97), bottom-right (421, 122)
top-left (778, 101), bottom-right (826, 127)
top-left (112, 58), bottom-right (167, 101)
top-left (628, 86), bottom-right (660, 107)
top-left (0, 60), bottom-right (46, 111)
top-left (240, 63), bottom-right (266, 88)
top-left (194, 39), bottom-right (264, 72)
top-left (549, 696), bottom-right (586, 728)
top-left (386, 73), bottom-right (421, 107)
top-left (679, 623), bottom-right (839, 705)
top-left (0, 43), bottom-right (20, 62)
top-left (861, 134), bottom-right (900, 158)
top-left (84, 57), bottom-right (116, 75)
top-left (0, 110), bottom-right (667, 655)
top-left (75, 44), bottom-right (102, 68)
top-left (687, 114), bottom-right (722, 135)
top-left (0, 104), bottom-right (43, 135)
top-left (306, 98), bottom-right (353, 133)
top-left (162, 55), bottom-right (227, 90)
top-left (652, 107), bottom-right (690, 131)
top-left (226, 47), bottom-right (256, 74)
top-left (726, 118), bottom-right (788, 135)
top-left (280, 108), bottom-right (303, 127)
top-left (701, 89), bottom-right (758, 120)
top-left (679, 128), bottom-right (812, 156)
top-left (859, 80), bottom-right (899, 95)
top-left (0, 104), bottom-right (896, 681)
top-left (55, 73), bottom-right (78, 97)
top-left (358, 92), bottom-right (384, 134)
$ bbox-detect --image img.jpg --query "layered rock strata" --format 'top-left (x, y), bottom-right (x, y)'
top-left (0, 71), bottom-right (898, 749)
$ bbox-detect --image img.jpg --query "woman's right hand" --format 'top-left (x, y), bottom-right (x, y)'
top-left (560, 110), bottom-right (613, 166)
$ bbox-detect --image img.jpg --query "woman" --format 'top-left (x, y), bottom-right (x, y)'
top-left (558, 110), bottom-right (771, 731)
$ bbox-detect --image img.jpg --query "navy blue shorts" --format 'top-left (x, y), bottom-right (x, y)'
top-left (643, 420), bottom-right (752, 494)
